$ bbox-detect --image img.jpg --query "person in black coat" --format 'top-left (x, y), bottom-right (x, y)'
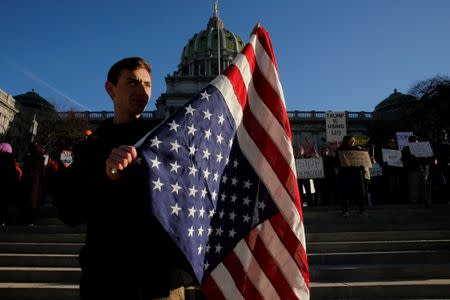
top-left (0, 143), bottom-right (21, 225)
top-left (336, 135), bottom-right (368, 216)
top-left (54, 57), bottom-right (198, 300)
top-left (432, 129), bottom-right (450, 203)
top-left (316, 147), bottom-right (338, 205)
top-left (402, 135), bottom-right (432, 206)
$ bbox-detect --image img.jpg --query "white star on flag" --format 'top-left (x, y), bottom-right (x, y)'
top-left (170, 203), bottom-right (181, 216)
top-left (200, 90), bottom-right (210, 101)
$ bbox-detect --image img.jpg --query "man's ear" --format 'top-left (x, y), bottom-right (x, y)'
top-left (105, 81), bottom-right (114, 98)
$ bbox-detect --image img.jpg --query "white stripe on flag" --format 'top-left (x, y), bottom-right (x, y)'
top-left (212, 67), bottom-right (306, 251)
top-left (249, 35), bottom-right (286, 106)
top-left (210, 263), bottom-right (244, 300)
top-left (232, 50), bottom-right (297, 176)
top-left (233, 239), bottom-right (281, 300)
top-left (257, 222), bottom-right (310, 299)
top-left (236, 124), bottom-right (306, 250)
top-left (211, 75), bottom-right (243, 126)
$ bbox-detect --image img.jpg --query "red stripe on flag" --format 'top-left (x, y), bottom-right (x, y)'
top-left (240, 44), bottom-right (257, 73)
top-left (253, 27), bottom-right (279, 72)
top-left (223, 65), bottom-right (248, 108)
top-left (242, 105), bottom-right (301, 211)
top-left (223, 66), bottom-right (301, 211)
top-left (223, 251), bottom-right (264, 300)
top-left (241, 44), bottom-right (293, 140)
top-left (246, 229), bottom-right (299, 300)
top-left (270, 214), bottom-right (310, 286)
top-left (202, 274), bottom-right (226, 300)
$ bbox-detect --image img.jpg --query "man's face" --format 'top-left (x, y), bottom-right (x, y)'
top-left (106, 67), bottom-right (151, 123)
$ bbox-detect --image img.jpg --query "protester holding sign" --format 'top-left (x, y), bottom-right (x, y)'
top-left (401, 135), bottom-right (432, 206)
top-left (296, 146), bottom-right (317, 207)
top-left (336, 135), bottom-right (369, 216)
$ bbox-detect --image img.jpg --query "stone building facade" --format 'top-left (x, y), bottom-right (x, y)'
top-left (0, 88), bottom-right (21, 136)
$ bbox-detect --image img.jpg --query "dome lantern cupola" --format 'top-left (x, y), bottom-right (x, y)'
top-left (207, 0), bottom-right (224, 30)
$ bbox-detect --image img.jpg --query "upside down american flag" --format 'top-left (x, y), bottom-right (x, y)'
top-left (136, 25), bottom-right (310, 299)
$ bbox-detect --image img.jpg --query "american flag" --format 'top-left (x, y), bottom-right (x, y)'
top-left (136, 25), bottom-right (310, 299)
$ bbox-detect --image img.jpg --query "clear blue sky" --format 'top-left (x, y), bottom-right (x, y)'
top-left (1, 0), bottom-right (449, 112)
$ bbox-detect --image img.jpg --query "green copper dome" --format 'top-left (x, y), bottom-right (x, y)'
top-left (176, 2), bottom-right (245, 77)
top-left (181, 28), bottom-right (244, 60)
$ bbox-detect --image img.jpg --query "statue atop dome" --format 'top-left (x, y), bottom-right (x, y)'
top-left (208, 0), bottom-right (224, 30)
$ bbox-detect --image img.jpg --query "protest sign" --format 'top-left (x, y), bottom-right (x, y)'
top-left (369, 162), bottom-right (383, 177)
top-left (325, 112), bottom-right (347, 142)
top-left (60, 150), bottom-right (73, 168)
top-left (296, 157), bottom-right (324, 179)
top-left (382, 148), bottom-right (403, 167)
top-left (338, 150), bottom-right (372, 168)
top-left (354, 135), bottom-right (369, 146)
top-left (409, 141), bottom-right (433, 157)
top-left (396, 131), bottom-right (413, 150)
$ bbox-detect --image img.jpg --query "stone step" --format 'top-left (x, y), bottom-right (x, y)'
top-left (307, 230), bottom-right (450, 242)
top-left (1, 225), bottom-right (85, 234)
top-left (0, 254), bottom-right (78, 267)
top-left (310, 279), bottom-right (450, 300)
top-left (0, 233), bottom-right (85, 243)
top-left (311, 264), bottom-right (450, 282)
top-left (309, 250), bottom-right (450, 265)
top-left (5, 238), bottom-right (444, 255)
top-left (306, 222), bottom-right (450, 233)
top-left (303, 211), bottom-right (450, 222)
top-left (3, 250), bottom-right (446, 268)
top-left (0, 243), bottom-right (82, 254)
top-left (303, 205), bottom-right (450, 232)
top-left (303, 204), bottom-right (450, 212)
top-left (0, 267), bottom-right (80, 283)
top-left (309, 239), bottom-right (450, 253)
top-left (0, 282), bottom-right (78, 300)
top-left (2, 230), bottom-right (447, 244)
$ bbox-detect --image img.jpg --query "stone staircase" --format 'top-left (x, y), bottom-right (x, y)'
top-left (306, 204), bottom-right (450, 299)
top-left (0, 220), bottom-right (83, 300)
top-left (0, 205), bottom-right (449, 299)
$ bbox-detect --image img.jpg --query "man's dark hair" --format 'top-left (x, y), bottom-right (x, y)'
top-left (107, 57), bottom-right (152, 85)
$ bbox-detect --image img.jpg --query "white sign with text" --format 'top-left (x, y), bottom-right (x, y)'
top-left (382, 148), bottom-right (403, 167)
top-left (396, 131), bottom-right (414, 150)
top-left (296, 157), bottom-right (325, 179)
top-left (325, 112), bottom-right (347, 143)
top-left (408, 141), bottom-right (434, 157)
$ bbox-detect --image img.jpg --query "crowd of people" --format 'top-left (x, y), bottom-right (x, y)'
top-left (1, 55), bottom-right (449, 299)
top-left (0, 141), bottom-right (61, 225)
top-left (297, 130), bottom-right (450, 216)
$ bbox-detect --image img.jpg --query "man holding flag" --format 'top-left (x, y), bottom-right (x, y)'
top-left (57, 25), bottom-right (309, 300)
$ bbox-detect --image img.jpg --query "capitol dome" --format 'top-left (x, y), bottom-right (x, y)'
top-left (176, 4), bottom-right (245, 77)
top-left (14, 89), bottom-right (55, 113)
top-left (374, 89), bottom-right (417, 112)
top-left (156, 2), bottom-right (245, 118)
top-left (373, 89), bottom-right (418, 121)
